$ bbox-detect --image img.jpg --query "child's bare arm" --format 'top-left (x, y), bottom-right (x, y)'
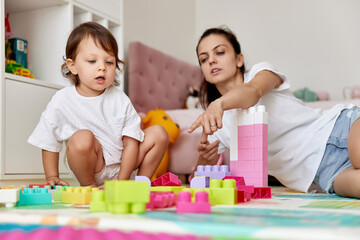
top-left (42, 149), bottom-right (69, 186)
top-left (118, 136), bottom-right (139, 180)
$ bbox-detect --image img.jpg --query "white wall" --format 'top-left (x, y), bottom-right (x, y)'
top-left (195, 0), bottom-right (360, 100)
top-left (123, 0), bottom-right (197, 63)
top-left (123, 0), bottom-right (360, 100)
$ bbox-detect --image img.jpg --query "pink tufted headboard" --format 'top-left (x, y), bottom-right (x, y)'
top-left (128, 42), bottom-right (203, 113)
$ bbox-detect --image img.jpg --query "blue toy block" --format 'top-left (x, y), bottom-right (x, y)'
top-left (17, 188), bottom-right (52, 206)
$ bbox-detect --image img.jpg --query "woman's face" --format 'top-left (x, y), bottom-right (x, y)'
top-left (197, 34), bottom-right (243, 86)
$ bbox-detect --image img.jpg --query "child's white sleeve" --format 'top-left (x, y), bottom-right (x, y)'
top-left (28, 114), bottom-right (63, 152)
top-left (121, 100), bottom-right (145, 142)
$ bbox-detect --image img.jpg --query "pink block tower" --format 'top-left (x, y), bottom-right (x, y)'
top-left (230, 105), bottom-right (268, 187)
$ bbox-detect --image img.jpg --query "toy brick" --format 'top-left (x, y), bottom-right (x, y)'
top-left (223, 176), bottom-right (246, 187)
top-left (251, 187), bottom-right (272, 199)
top-left (53, 186), bottom-right (68, 202)
top-left (209, 179), bottom-right (237, 205)
top-left (151, 172), bottom-right (182, 186)
top-left (181, 188), bottom-right (215, 205)
top-left (176, 191), bottom-right (211, 214)
top-left (90, 189), bottom-right (106, 212)
top-left (29, 184), bottom-right (52, 189)
top-left (0, 189), bottom-right (20, 207)
top-left (194, 165), bottom-right (231, 179)
top-left (17, 188), bottom-right (52, 205)
top-left (147, 191), bottom-right (177, 209)
top-left (105, 180), bottom-right (149, 214)
top-left (190, 176), bottom-right (210, 188)
top-left (135, 176), bottom-right (151, 187)
top-left (150, 186), bottom-right (185, 194)
top-left (62, 187), bottom-right (95, 205)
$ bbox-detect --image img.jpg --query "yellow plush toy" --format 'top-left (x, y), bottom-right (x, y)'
top-left (141, 108), bottom-right (180, 181)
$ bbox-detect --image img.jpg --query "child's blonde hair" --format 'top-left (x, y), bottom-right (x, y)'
top-left (61, 22), bottom-right (125, 86)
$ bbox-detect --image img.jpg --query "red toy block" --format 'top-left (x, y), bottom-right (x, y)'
top-left (29, 184), bottom-right (52, 189)
top-left (151, 172), bottom-right (182, 186)
top-left (251, 187), bottom-right (272, 199)
top-left (176, 191), bottom-right (211, 214)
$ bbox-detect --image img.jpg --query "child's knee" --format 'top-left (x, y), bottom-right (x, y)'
top-left (68, 129), bottom-right (96, 153)
top-left (149, 125), bottom-right (169, 144)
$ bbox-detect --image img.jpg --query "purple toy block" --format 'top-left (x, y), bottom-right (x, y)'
top-left (190, 176), bottom-right (210, 188)
top-left (151, 172), bottom-right (182, 186)
top-left (194, 165), bottom-right (231, 179)
top-left (176, 191), bottom-right (211, 214)
top-left (135, 176), bottom-right (151, 187)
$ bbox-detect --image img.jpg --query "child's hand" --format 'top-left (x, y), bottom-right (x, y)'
top-left (197, 131), bottom-right (220, 163)
top-left (45, 176), bottom-right (69, 186)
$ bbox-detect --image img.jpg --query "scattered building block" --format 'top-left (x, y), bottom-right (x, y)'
top-left (62, 187), bottom-right (97, 205)
top-left (150, 186), bottom-right (185, 194)
top-left (194, 165), bottom-right (231, 179)
top-left (0, 189), bottom-right (20, 207)
top-left (251, 187), bottom-right (272, 199)
top-left (190, 176), bottom-right (210, 188)
top-left (105, 180), bottom-right (149, 214)
top-left (135, 176), bottom-right (151, 187)
top-left (53, 186), bottom-right (68, 202)
top-left (17, 188), bottom-right (52, 206)
top-left (90, 189), bottom-right (106, 212)
top-left (151, 172), bottom-right (182, 186)
top-left (209, 179), bottom-right (237, 205)
top-left (147, 191), bottom-right (177, 209)
top-left (28, 184), bottom-right (52, 189)
top-left (176, 191), bottom-right (211, 214)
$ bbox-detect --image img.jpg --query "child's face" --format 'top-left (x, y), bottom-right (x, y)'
top-left (66, 36), bottom-right (116, 97)
top-left (197, 34), bottom-right (243, 86)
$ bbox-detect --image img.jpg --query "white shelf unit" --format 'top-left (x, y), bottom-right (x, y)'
top-left (0, 0), bottom-right (123, 180)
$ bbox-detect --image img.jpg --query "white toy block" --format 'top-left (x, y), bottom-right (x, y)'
top-left (0, 189), bottom-right (20, 207)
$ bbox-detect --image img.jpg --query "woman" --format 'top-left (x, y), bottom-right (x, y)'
top-left (188, 27), bottom-right (360, 198)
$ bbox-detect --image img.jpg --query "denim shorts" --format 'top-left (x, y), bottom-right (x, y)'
top-left (313, 106), bottom-right (360, 193)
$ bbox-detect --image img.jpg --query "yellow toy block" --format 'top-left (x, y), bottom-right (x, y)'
top-left (62, 187), bottom-right (97, 205)
top-left (210, 179), bottom-right (237, 205)
top-left (150, 186), bottom-right (185, 194)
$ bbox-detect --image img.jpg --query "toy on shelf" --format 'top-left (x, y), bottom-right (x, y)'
top-left (151, 172), bottom-right (182, 186)
top-left (176, 191), bottom-right (211, 214)
top-left (5, 60), bottom-right (35, 79)
top-left (230, 105), bottom-right (268, 187)
top-left (141, 108), bottom-right (180, 181)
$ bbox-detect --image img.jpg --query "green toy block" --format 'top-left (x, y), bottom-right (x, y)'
top-left (17, 188), bottom-right (52, 206)
top-left (210, 179), bottom-right (237, 205)
top-left (105, 180), bottom-right (150, 214)
top-left (53, 186), bottom-right (67, 202)
top-left (150, 186), bottom-right (185, 194)
top-left (90, 189), bottom-right (107, 212)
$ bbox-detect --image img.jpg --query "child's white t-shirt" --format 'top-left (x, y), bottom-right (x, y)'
top-left (28, 85), bottom-right (144, 166)
top-left (209, 62), bottom-right (353, 192)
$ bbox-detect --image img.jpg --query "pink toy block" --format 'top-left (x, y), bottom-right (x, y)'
top-left (194, 165), bottom-right (231, 179)
top-left (251, 187), bottom-right (272, 199)
top-left (230, 106), bottom-right (268, 187)
top-left (190, 176), bottom-right (210, 188)
top-left (176, 191), bottom-right (211, 214)
top-left (147, 191), bottom-right (177, 209)
top-left (151, 172), bottom-right (182, 186)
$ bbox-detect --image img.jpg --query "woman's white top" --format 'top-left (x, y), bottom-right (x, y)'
top-left (209, 62), bottom-right (352, 192)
